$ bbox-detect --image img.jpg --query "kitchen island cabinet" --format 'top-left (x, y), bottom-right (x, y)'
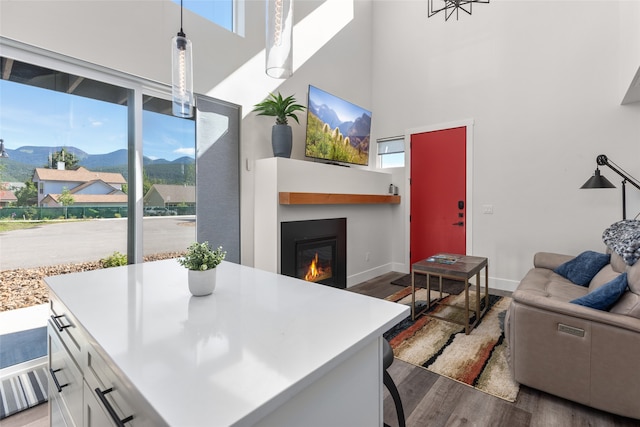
top-left (46, 260), bottom-right (408, 426)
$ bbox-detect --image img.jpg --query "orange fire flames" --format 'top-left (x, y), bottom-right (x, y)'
top-left (304, 253), bottom-right (332, 282)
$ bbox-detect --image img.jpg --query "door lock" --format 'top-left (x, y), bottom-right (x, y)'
top-left (452, 221), bottom-right (464, 226)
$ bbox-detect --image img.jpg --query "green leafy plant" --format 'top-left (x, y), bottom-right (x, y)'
top-left (178, 242), bottom-right (226, 271)
top-left (101, 251), bottom-right (127, 268)
top-left (252, 92), bottom-right (306, 125)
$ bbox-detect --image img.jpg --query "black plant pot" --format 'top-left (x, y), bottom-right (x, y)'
top-left (272, 124), bottom-right (292, 158)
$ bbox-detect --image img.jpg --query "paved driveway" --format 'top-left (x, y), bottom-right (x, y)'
top-left (0, 216), bottom-right (196, 270)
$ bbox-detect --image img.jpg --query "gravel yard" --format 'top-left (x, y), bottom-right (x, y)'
top-left (0, 252), bottom-right (185, 312)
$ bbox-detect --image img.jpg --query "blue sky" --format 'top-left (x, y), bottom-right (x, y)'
top-left (0, 79), bottom-right (194, 161)
top-left (176, 0), bottom-right (233, 31)
top-left (308, 85), bottom-right (372, 123)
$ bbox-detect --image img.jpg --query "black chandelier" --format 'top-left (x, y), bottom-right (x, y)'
top-left (428, 0), bottom-right (490, 21)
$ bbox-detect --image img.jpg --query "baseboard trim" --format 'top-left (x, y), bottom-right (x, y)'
top-left (347, 264), bottom-right (394, 288)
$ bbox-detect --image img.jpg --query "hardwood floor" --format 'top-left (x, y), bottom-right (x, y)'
top-left (4, 272), bottom-right (638, 426)
top-left (0, 402), bottom-right (48, 427)
top-left (352, 272), bottom-right (639, 427)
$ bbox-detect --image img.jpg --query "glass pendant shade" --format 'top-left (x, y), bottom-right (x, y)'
top-left (172, 33), bottom-right (194, 118)
top-left (266, 0), bottom-right (293, 79)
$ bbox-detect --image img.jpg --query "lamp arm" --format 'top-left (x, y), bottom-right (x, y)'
top-left (597, 155), bottom-right (640, 191)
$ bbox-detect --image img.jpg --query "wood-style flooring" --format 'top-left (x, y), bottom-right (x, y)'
top-left (3, 272), bottom-right (638, 427)
top-left (352, 272), bottom-right (640, 427)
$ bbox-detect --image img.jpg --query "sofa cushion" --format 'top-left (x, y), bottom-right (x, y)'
top-left (610, 252), bottom-right (628, 274)
top-left (570, 273), bottom-right (628, 311)
top-left (518, 268), bottom-right (587, 301)
top-left (554, 251), bottom-right (611, 286)
top-left (610, 292), bottom-right (640, 318)
top-left (588, 264), bottom-right (621, 293)
top-left (627, 258), bottom-right (640, 295)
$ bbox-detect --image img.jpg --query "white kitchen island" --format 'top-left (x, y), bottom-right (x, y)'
top-left (45, 260), bottom-right (408, 426)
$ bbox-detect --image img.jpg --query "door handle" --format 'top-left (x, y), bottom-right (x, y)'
top-left (452, 221), bottom-right (464, 226)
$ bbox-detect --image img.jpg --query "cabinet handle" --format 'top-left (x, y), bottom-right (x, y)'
top-left (51, 314), bottom-right (71, 332)
top-left (49, 368), bottom-right (69, 393)
top-left (95, 387), bottom-right (134, 426)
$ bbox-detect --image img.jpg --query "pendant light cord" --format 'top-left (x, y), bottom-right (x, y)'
top-left (179, 0), bottom-right (185, 37)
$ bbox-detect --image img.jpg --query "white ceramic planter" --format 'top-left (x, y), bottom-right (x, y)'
top-left (188, 268), bottom-right (217, 296)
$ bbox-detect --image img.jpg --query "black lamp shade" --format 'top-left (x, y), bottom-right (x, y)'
top-left (581, 169), bottom-right (616, 189)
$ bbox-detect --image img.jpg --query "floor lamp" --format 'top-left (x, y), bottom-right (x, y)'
top-left (581, 154), bottom-right (640, 220)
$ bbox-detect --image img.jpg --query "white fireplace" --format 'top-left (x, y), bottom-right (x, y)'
top-left (254, 158), bottom-right (401, 287)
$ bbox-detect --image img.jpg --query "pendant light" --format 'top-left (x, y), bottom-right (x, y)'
top-left (266, 0), bottom-right (293, 79)
top-left (172, 0), bottom-right (194, 118)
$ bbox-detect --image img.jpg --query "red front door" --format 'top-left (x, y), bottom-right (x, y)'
top-left (410, 127), bottom-right (466, 266)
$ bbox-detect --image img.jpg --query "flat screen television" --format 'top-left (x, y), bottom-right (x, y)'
top-left (305, 85), bottom-right (372, 166)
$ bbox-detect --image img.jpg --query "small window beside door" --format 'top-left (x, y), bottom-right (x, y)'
top-left (377, 136), bottom-right (405, 168)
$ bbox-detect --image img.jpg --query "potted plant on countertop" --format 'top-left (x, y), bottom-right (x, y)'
top-left (178, 242), bottom-right (226, 296)
top-left (252, 92), bottom-right (306, 158)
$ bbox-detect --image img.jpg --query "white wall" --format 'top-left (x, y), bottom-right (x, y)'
top-left (371, 0), bottom-right (640, 290)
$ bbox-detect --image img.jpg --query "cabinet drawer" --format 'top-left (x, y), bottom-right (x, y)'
top-left (83, 381), bottom-right (119, 427)
top-left (49, 323), bottom-right (83, 427)
top-left (50, 296), bottom-right (84, 363)
top-left (84, 346), bottom-right (137, 426)
top-left (50, 391), bottom-right (71, 427)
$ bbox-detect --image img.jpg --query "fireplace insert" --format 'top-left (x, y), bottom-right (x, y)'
top-left (281, 218), bottom-right (346, 289)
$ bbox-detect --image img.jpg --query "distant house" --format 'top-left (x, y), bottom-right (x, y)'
top-left (144, 184), bottom-right (195, 208)
top-left (0, 189), bottom-right (17, 207)
top-left (33, 166), bottom-right (127, 207)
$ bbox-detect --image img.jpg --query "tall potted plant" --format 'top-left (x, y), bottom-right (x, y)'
top-left (252, 92), bottom-right (306, 158)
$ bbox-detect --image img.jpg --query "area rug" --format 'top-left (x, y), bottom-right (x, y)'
top-left (0, 366), bottom-right (48, 420)
top-left (383, 287), bottom-right (520, 402)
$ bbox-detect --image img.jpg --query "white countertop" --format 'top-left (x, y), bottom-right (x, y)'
top-left (45, 260), bottom-right (408, 426)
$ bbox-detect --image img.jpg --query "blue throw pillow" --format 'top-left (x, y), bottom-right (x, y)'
top-left (554, 251), bottom-right (610, 286)
top-left (570, 273), bottom-right (628, 311)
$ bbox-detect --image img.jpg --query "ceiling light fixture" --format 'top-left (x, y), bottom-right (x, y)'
top-left (428, 0), bottom-right (490, 21)
top-left (266, 0), bottom-right (293, 79)
top-left (171, 0), bottom-right (194, 118)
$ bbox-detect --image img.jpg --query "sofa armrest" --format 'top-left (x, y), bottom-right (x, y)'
top-left (533, 252), bottom-right (575, 270)
top-left (512, 288), bottom-right (640, 334)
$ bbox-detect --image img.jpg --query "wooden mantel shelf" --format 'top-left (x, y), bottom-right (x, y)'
top-left (279, 192), bottom-right (401, 205)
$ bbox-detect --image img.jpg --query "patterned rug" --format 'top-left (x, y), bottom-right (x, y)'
top-left (0, 366), bottom-right (48, 419)
top-left (383, 287), bottom-right (520, 402)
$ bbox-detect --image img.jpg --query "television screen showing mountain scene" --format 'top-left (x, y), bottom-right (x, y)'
top-left (305, 85), bottom-right (372, 166)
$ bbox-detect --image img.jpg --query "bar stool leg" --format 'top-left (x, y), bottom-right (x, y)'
top-left (383, 339), bottom-right (406, 427)
top-left (383, 371), bottom-right (406, 427)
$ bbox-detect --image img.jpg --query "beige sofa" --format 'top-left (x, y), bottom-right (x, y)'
top-left (505, 250), bottom-right (640, 419)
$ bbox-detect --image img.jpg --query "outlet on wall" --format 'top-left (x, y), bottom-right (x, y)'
top-left (365, 252), bottom-right (370, 262)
